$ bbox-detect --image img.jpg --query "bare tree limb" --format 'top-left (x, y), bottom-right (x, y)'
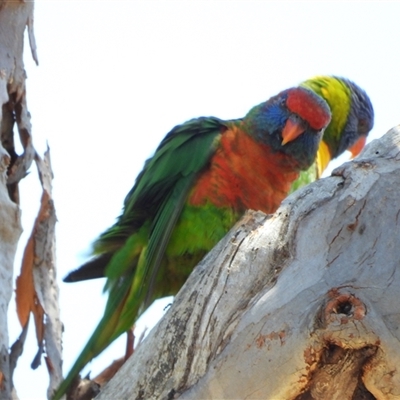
top-left (0, 0), bottom-right (37, 199)
top-left (34, 149), bottom-right (63, 398)
top-left (0, 135), bottom-right (22, 400)
top-left (0, 2), bottom-right (62, 399)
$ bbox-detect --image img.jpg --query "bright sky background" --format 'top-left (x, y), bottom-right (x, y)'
top-left (8, 1), bottom-right (400, 399)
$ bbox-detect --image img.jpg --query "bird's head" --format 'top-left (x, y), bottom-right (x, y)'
top-left (301, 76), bottom-right (374, 175)
top-left (339, 78), bottom-right (374, 156)
top-left (245, 86), bottom-right (331, 171)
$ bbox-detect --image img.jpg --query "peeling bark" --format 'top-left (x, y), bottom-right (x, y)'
top-left (0, 0), bottom-right (37, 203)
top-left (0, 134), bottom-right (21, 400)
top-left (29, 150), bottom-right (62, 398)
top-left (97, 127), bottom-right (400, 400)
top-left (0, 2), bottom-right (62, 399)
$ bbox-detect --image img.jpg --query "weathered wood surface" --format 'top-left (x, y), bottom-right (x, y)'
top-left (0, 142), bottom-right (22, 400)
top-left (0, 2), bottom-right (35, 398)
top-left (0, 2), bottom-right (62, 399)
top-left (98, 127), bottom-right (400, 400)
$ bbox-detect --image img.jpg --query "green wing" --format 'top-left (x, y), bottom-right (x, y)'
top-left (289, 163), bottom-right (318, 193)
top-left (53, 117), bottom-right (225, 400)
top-left (94, 117), bottom-right (223, 251)
top-left (103, 116), bottom-right (226, 334)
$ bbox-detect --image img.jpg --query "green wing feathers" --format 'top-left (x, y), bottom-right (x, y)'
top-left (53, 117), bottom-right (224, 400)
top-left (289, 164), bottom-right (318, 193)
top-left (93, 117), bottom-right (224, 253)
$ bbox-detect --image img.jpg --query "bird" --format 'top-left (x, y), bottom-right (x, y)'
top-left (52, 86), bottom-right (331, 400)
top-left (290, 76), bottom-right (374, 192)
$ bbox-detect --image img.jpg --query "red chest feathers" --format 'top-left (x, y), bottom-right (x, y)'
top-left (189, 126), bottom-right (299, 214)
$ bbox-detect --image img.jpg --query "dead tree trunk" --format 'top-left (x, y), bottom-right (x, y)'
top-left (0, 2), bottom-right (62, 399)
top-left (97, 126), bottom-right (400, 400)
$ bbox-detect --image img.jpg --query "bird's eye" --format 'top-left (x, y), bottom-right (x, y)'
top-left (358, 119), bottom-right (368, 133)
top-left (292, 114), bottom-right (300, 122)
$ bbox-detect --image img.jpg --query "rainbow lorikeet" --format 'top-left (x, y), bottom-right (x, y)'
top-left (53, 86), bottom-right (331, 400)
top-left (290, 76), bottom-right (374, 192)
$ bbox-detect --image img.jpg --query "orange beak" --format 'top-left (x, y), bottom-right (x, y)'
top-left (281, 117), bottom-right (306, 146)
top-left (349, 136), bottom-right (367, 158)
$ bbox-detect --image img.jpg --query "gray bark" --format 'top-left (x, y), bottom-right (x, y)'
top-left (0, 0), bottom-right (37, 201)
top-left (0, 2), bottom-right (62, 399)
top-left (97, 127), bottom-right (400, 400)
top-left (0, 143), bottom-right (21, 400)
top-left (0, 2), bottom-right (33, 398)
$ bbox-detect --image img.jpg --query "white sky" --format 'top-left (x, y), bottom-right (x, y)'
top-left (9, 1), bottom-right (400, 398)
